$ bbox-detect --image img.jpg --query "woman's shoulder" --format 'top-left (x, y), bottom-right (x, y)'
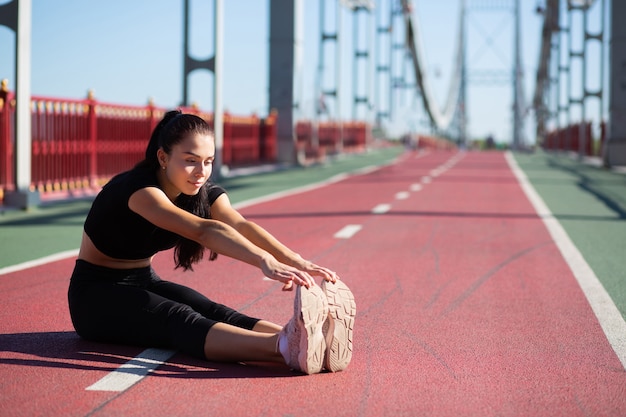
top-left (105, 167), bottom-right (158, 190)
top-left (91, 169), bottom-right (160, 207)
top-left (205, 182), bottom-right (227, 205)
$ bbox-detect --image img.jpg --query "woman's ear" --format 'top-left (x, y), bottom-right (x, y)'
top-left (156, 148), bottom-right (168, 169)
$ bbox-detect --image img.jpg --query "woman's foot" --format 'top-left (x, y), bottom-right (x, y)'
top-left (321, 280), bottom-right (356, 372)
top-left (278, 285), bottom-right (329, 374)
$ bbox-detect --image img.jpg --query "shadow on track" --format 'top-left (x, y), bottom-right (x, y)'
top-left (0, 331), bottom-right (297, 379)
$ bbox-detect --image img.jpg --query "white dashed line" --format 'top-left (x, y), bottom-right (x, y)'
top-left (371, 204), bottom-right (391, 214)
top-left (334, 224), bottom-right (363, 239)
top-left (86, 348), bottom-right (176, 392)
top-left (395, 192), bottom-right (410, 200)
top-left (421, 176), bottom-right (432, 184)
top-left (410, 183), bottom-right (423, 192)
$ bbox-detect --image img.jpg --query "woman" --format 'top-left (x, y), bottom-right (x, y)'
top-left (68, 110), bottom-right (355, 374)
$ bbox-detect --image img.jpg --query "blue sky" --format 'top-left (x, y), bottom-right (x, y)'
top-left (0, 0), bottom-right (608, 143)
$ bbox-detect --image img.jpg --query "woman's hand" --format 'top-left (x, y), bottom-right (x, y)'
top-left (291, 256), bottom-right (339, 284)
top-left (260, 254), bottom-right (316, 291)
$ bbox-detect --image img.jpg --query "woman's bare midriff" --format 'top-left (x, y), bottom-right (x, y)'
top-left (78, 232), bottom-right (153, 269)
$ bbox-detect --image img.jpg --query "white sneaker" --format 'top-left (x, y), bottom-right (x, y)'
top-left (279, 285), bottom-right (329, 374)
top-left (321, 280), bottom-right (356, 372)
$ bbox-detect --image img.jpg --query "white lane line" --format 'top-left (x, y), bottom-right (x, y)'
top-left (86, 348), bottom-right (176, 392)
top-left (334, 224), bottom-right (363, 239)
top-left (395, 191), bottom-right (410, 200)
top-left (506, 151), bottom-right (626, 370)
top-left (410, 183), bottom-right (423, 192)
top-left (0, 249), bottom-right (79, 276)
top-left (421, 176), bottom-right (432, 184)
top-left (371, 204), bottom-right (391, 214)
top-left (352, 166), bottom-right (381, 176)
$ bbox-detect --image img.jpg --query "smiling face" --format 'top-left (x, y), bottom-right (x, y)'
top-left (157, 132), bottom-right (215, 200)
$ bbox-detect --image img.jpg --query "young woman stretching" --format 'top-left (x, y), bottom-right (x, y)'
top-left (68, 110), bottom-right (355, 374)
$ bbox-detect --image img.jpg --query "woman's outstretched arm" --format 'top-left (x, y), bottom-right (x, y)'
top-left (209, 193), bottom-right (339, 288)
top-left (128, 186), bottom-right (315, 288)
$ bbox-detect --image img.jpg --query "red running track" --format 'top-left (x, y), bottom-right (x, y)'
top-left (1, 151), bottom-right (624, 417)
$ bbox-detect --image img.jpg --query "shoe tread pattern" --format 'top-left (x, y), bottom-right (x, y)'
top-left (296, 286), bottom-right (329, 374)
top-left (322, 280), bottom-right (356, 372)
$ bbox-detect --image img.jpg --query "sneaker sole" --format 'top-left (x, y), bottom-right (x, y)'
top-left (294, 285), bottom-right (329, 374)
top-left (322, 280), bottom-right (356, 372)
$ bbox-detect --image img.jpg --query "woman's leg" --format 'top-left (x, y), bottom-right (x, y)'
top-left (202, 285), bottom-right (330, 374)
top-left (149, 280), bottom-right (285, 361)
top-left (203, 323), bottom-right (283, 363)
top-left (149, 280), bottom-right (262, 330)
top-left (252, 320), bottom-right (282, 334)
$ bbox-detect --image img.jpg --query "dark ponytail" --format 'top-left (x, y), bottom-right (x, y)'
top-left (136, 110), bottom-right (185, 171)
top-left (136, 110), bottom-right (216, 271)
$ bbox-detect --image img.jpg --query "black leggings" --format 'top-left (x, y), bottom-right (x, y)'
top-left (68, 259), bottom-right (261, 359)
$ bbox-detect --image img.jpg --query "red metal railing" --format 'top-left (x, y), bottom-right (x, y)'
top-left (294, 120), bottom-right (371, 160)
top-left (0, 87), bottom-right (278, 200)
top-left (0, 85), bottom-right (382, 203)
top-left (0, 83), bottom-right (14, 194)
top-left (542, 122), bottom-right (604, 156)
top-left (415, 134), bottom-right (457, 150)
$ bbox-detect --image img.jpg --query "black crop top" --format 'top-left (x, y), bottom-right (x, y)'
top-left (84, 168), bottom-right (225, 260)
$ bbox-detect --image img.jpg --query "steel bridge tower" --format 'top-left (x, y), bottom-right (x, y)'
top-left (463, 0), bottom-right (526, 148)
top-left (181, 0), bottom-right (225, 175)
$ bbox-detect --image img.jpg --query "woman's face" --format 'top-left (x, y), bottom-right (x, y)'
top-left (158, 132), bottom-right (215, 199)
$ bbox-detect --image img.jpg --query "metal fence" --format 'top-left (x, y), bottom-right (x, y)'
top-left (0, 87), bottom-right (278, 199)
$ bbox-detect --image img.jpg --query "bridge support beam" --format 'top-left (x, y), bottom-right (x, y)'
top-left (182, 0), bottom-right (224, 177)
top-left (1, 0), bottom-right (39, 209)
top-left (268, 0), bottom-right (302, 164)
top-left (604, 0), bottom-right (626, 167)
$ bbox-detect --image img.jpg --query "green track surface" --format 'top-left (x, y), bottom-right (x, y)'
top-left (513, 151), bottom-right (626, 320)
